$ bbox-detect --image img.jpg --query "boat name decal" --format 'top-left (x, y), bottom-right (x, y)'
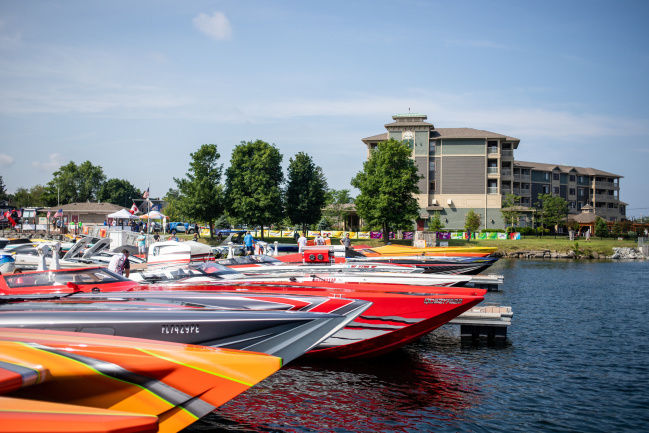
top-left (424, 298), bottom-right (463, 305)
top-left (161, 324), bottom-right (200, 334)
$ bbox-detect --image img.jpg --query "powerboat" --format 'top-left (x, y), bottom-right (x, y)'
top-left (0, 327), bottom-right (281, 432)
top-left (0, 299), bottom-right (351, 364)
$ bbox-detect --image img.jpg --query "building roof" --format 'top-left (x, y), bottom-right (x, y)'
top-left (568, 213), bottom-right (597, 224)
top-left (43, 202), bottom-right (123, 213)
top-left (361, 132), bottom-right (388, 144)
top-left (362, 127), bottom-right (520, 144)
top-left (384, 120), bottom-right (435, 127)
top-left (514, 160), bottom-right (622, 178)
top-left (431, 128), bottom-right (520, 142)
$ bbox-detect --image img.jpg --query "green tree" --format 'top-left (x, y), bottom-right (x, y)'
top-left (0, 176), bottom-right (7, 202)
top-left (10, 185), bottom-right (47, 208)
top-left (285, 152), bottom-right (328, 234)
top-left (174, 144), bottom-right (224, 238)
top-left (428, 212), bottom-right (444, 231)
top-left (501, 194), bottom-right (521, 231)
top-left (161, 188), bottom-right (185, 222)
top-left (97, 178), bottom-right (140, 207)
top-left (595, 217), bottom-right (609, 238)
top-left (323, 188), bottom-right (354, 229)
top-left (351, 139), bottom-right (420, 241)
top-left (536, 194), bottom-right (569, 233)
top-left (224, 140), bottom-right (284, 239)
top-left (44, 161), bottom-right (106, 205)
top-left (465, 209), bottom-right (481, 235)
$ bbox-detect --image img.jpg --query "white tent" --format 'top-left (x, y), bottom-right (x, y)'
top-left (139, 210), bottom-right (166, 219)
top-left (107, 208), bottom-right (139, 219)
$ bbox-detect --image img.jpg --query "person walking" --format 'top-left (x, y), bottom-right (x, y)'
top-left (244, 231), bottom-right (255, 255)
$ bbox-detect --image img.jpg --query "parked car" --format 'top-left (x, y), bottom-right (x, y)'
top-left (167, 222), bottom-right (197, 234)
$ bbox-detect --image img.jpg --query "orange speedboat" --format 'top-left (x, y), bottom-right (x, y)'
top-left (0, 327), bottom-right (282, 433)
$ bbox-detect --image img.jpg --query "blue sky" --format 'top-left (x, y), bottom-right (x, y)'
top-left (1, 1), bottom-right (648, 217)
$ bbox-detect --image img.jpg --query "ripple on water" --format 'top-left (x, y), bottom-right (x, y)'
top-left (184, 260), bottom-right (649, 433)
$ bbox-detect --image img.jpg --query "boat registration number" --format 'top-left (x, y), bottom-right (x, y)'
top-left (161, 324), bottom-right (200, 334)
top-left (424, 298), bottom-right (463, 305)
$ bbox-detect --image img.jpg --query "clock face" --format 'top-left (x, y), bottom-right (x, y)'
top-left (402, 130), bottom-right (414, 140)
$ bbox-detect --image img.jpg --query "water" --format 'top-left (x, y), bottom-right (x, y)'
top-left (185, 260), bottom-right (649, 432)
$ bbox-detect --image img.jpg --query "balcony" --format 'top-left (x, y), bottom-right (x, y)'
top-left (595, 181), bottom-right (616, 189)
top-left (501, 168), bottom-right (512, 177)
top-left (513, 173), bottom-right (531, 181)
top-left (501, 149), bottom-right (514, 158)
top-left (487, 186), bottom-right (499, 194)
top-left (487, 147), bottom-right (499, 155)
top-left (487, 167), bottom-right (499, 175)
top-left (501, 187), bottom-right (512, 194)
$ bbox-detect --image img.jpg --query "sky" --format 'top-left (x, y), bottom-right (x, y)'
top-left (0, 0), bottom-right (648, 217)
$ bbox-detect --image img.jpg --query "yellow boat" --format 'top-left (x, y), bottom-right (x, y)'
top-left (360, 244), bottom-right (497, 257)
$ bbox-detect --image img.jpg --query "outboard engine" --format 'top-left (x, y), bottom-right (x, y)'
top-left (0, 253), bottom-right (15, 274)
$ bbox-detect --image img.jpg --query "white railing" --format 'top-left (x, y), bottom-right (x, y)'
top-left (487, 167), bottom-right (499, 174)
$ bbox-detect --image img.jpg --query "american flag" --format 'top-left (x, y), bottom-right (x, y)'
top-left (142, 187), bottom-right (150, 199)
top-left (54, 209), bottom-right (63, 218)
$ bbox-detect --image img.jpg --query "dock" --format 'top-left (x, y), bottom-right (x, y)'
top-left (467, 274), bottom-right (504, 291)
top-left (449, 305), bottom-right (513, 344)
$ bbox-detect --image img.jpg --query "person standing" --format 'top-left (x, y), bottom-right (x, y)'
top-left (108, 249), bottom-right (130, 277)
top-left (137, 231), bottom-right (146, 255)
top-left (244, 231), bottom-right (255, 255)
top-left (298, 232), bottom-right (307, 253)
top-left (340, 233), bottom-right (352, 250)
top-left (315, 233), bottom-right (325, 245)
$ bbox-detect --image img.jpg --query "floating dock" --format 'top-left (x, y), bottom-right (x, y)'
top-left (449, 305), bottom-right (513, 344)
top-left (467, 274), bottom-right (504, 291)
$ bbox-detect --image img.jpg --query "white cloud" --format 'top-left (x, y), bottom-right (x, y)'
top-left (193, 12), bottom-right (232, 41)
top-left (32, 153), bottom-right (64, 172)
top-left (0, 153), bottom-right (14, 167)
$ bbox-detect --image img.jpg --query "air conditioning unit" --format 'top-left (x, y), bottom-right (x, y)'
top-left (431, 199), bottom-right (438, 205)
top-left (447, 199), bottom-right (453, 205)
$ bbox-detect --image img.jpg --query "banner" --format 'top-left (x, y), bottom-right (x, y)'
top-left (269, 230), bottom-right (282, 237)
top-left (330, 230), bottom-right (343, 238)
top-left (436, 232), bottom-right (451, 240)
top-left (282, 230), bottom-right (294, 238)
top-left (344, 232), bottom-right (358, 239)
top-left (497, 232), bottom-right (507, 240)
top-left (451, 232), bottom-right (463, 240)
top-left (307, 230), bottom-right (320, 238)
top-left (370, 231), bottom-right (382, 239)
top-left (356, 231), bottom-right (370, 239)
top-left (511, 232), bottom-right (521, 240)
top-left (321, 231), bottom-right (334, 237)
top-left (200, 228), bottom-right (210, 237)
top-left (403, 231), bottom-right (413, 240)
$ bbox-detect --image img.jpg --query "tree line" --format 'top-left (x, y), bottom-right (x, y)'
top-left (1, 138), bottom-right (430, 240)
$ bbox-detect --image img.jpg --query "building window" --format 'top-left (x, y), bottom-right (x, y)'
top-left (569, 188), bottom-right (575, 195)
top-left (429, 141), bottom-right (436, 154)
top-left (429, 160), bottom-right (435, 172)
top-left (542, 185), bottom-right (550, 194)
top-left (553, 187), bottom-right (560, 195)
top-left (553, 173), bottom-right (560, 180)
top-left (429, 181), bottom-right (435, 193)
top-left (569, 175), bottom-right (576, 182)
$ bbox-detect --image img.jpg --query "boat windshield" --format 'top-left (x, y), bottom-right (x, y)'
top-left (217, 255), bottom-right (281, 265)
top-left (192, 262), bottom-right (239, 276)
top-left (3, 268), bottom-right (128, 288)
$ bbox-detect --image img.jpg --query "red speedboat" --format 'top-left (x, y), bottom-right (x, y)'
top-left (0, 266), bottom-right (138, 295)
top-left (137, 281), bottom-right (485, 359)
top-left (1, 268), bottom-right (485, 359)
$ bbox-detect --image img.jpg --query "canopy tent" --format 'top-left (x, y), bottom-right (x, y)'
top-left (107, 209), bottom-right (139, 220)
top-left (139, 210), bottom-right (166, 219)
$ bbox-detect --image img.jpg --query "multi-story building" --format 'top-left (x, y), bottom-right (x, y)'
top-left (361, 113), bottom-right (625, 230)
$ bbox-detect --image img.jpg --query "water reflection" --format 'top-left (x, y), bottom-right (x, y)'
top-left (186, 346), bottom-right (481, 432)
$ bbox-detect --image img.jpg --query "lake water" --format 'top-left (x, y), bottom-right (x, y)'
top-left (185, 259), bottom-right (649, 432)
